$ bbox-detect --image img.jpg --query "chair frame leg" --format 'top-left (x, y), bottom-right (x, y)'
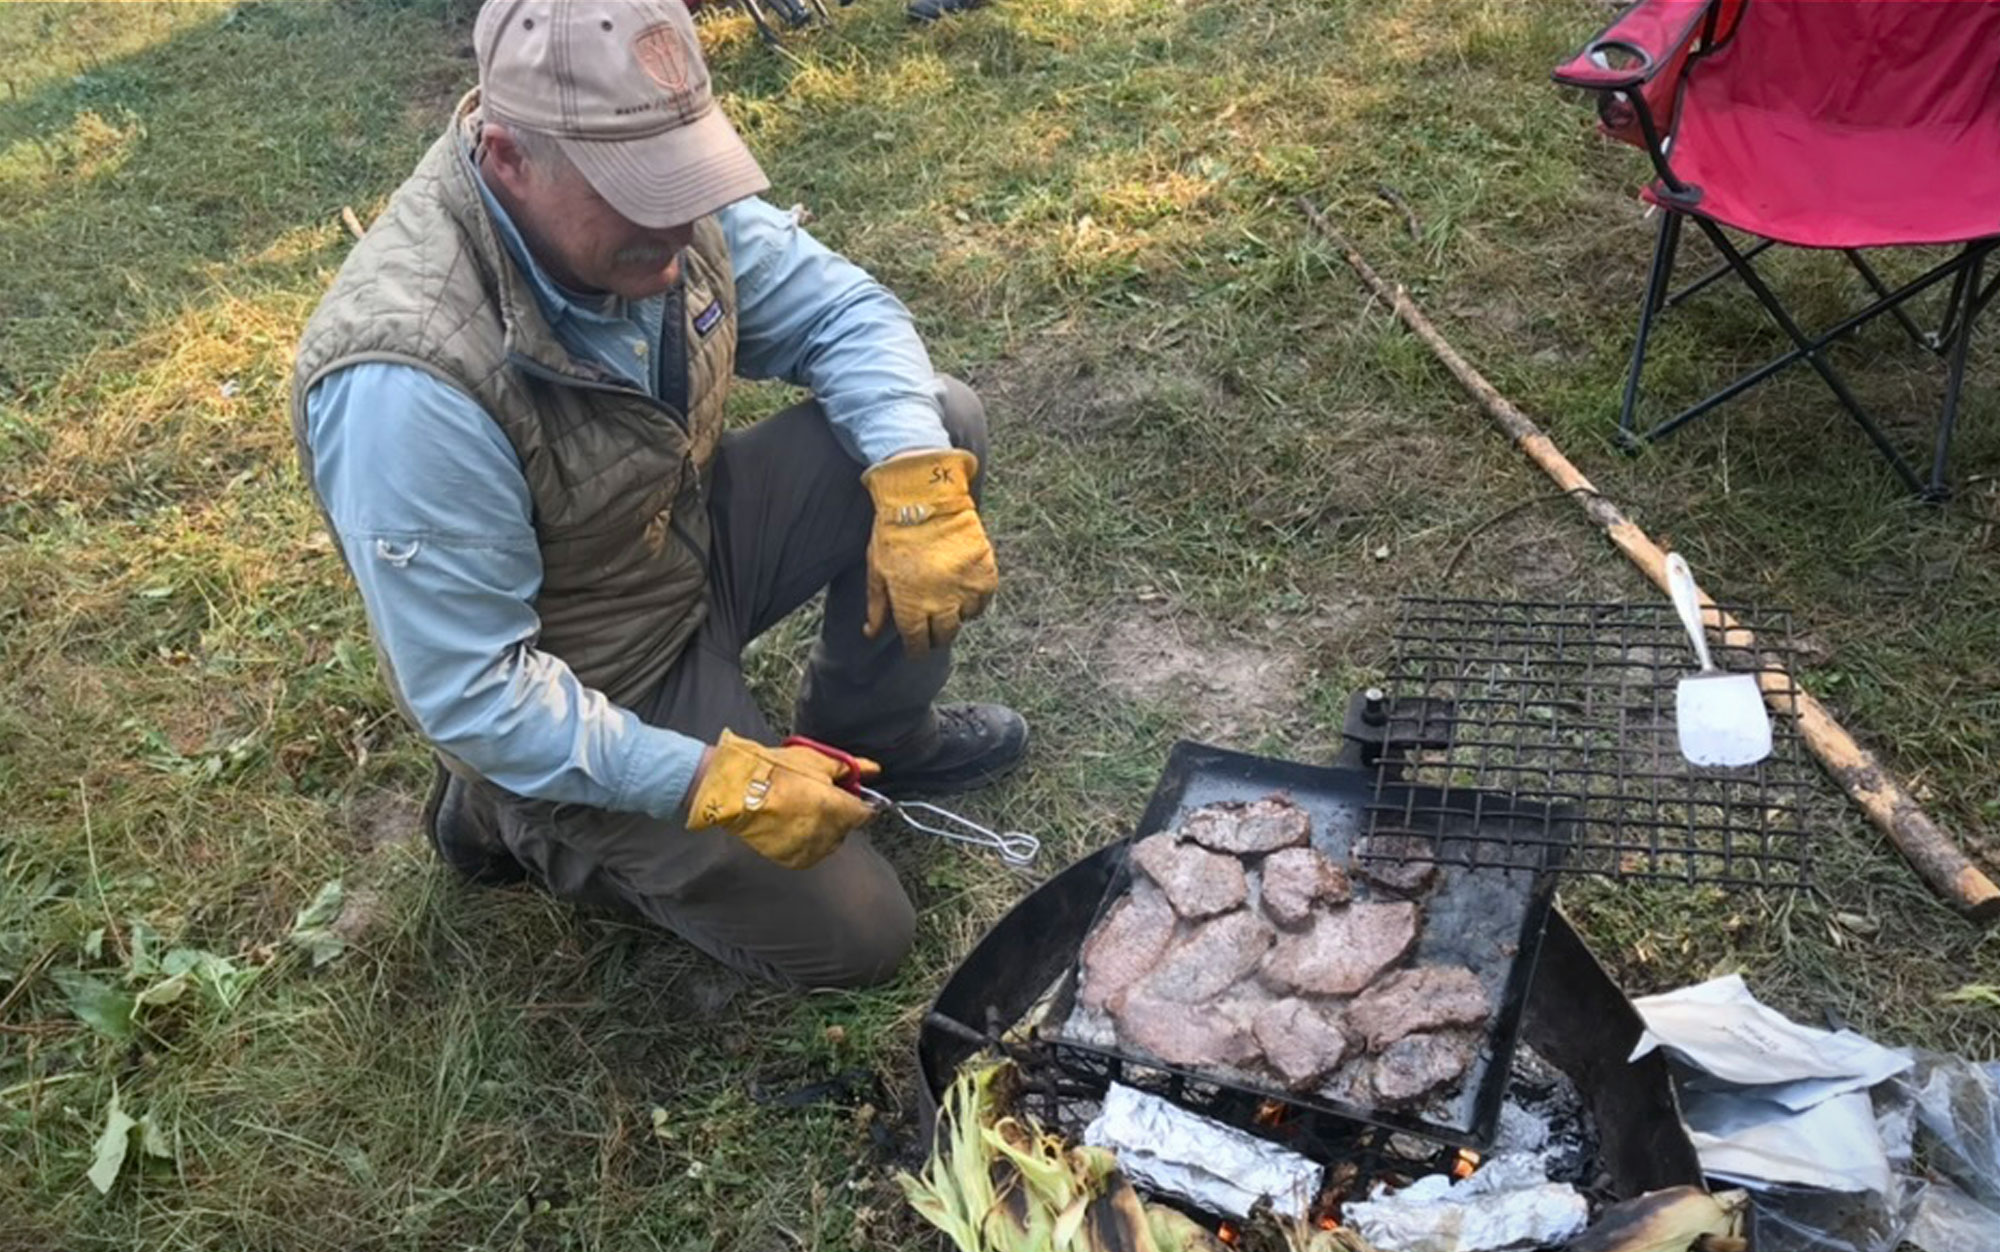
top-left (1843, 249), bottom-right (1931, 350)
top-left (1619, 211), bottom-right (1683, 445)
top-left (1929, 247), bottom-right (1995, 500)
top-left (1693, 219), bottom-right (1922, 492)
top-left (1618, 222), bottom-right (1994, 496)
top-left (1664, 236), bottom-right (1776, 311)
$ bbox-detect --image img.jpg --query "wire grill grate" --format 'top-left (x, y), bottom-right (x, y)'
top-left (1364, 598), bottom-right (1820, 889)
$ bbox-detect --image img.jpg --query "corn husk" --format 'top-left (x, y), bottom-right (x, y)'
top-left (897, 1063), bottom-right (1399, 1252)
top-left (898, 1063), bottom-right (1172, 1252)
top-left (1565, 1186), bottom-right (1748, 1252)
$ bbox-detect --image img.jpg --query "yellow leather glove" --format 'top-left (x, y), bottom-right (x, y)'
top-left (686, 731), bottom-right (880, 870)
top-left (861, 449), bottom-right (999, 657)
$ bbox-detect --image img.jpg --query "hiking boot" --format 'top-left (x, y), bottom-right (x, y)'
top-left (867, 703), bottom-right (1028, 798)
top-left (421, 762), bottom-right (529, 887)
top-left (907, 0), bottom-right (986, 21)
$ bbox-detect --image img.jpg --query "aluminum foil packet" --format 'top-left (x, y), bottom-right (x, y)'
top-left (1082, 1083), bottom-right (1321, 1220)
top-left (1344, 1153), bottom-right (1588, 1252)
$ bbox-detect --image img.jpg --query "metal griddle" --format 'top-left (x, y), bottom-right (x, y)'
top-left (1041, 741), bottom-right (1569, 1149)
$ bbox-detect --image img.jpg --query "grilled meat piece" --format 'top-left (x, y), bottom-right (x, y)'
top-left (1258, 846), bottom-right (1353, 928)
top-left (1259, 901), bottom-right (1418, 996)
top-left (1179, 796), bottom-right (1313, 855)
top-left (1352, 833), bottom-right (1437, 894)
top-left (1252, 998), bottom-right (1352, 1089)
top-left (1371, 1032), bottom-right (1475, 1105)
top-left (1130, 832), bottom-right (1249, 919)
top-left (1078, 879), bottom-right (1178, 1013)
top-left (1129, 909), bottom-right (1274, 1004)
top-left (1115, 993), bottom-right (1261, 1069)
top-left (1346, 966), bottom-right (1491, 1052)
top-left (1321, 1055), bottom-right (1376, 1106)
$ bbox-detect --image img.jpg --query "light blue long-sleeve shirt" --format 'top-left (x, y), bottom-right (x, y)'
top-left (304, 181), bottom-right (950, 819)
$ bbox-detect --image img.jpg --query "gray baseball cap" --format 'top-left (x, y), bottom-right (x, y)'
top-left (475, 0), bottom-right (769, 227)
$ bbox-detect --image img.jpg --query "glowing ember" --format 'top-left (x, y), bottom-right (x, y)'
top-left (1217, 1221), bottom-right (1241, 1246)
top-left (1451, 1148), bottom-right (1482, 1180)
top-left (1253, 1099), bottom-right (1287, 1127)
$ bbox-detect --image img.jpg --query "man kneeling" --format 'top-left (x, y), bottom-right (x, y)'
top-left (291, 0), bottom-right (1026, 989)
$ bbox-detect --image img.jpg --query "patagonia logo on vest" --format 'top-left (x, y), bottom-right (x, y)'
top-left (694, 299), bottom-right (724, 337)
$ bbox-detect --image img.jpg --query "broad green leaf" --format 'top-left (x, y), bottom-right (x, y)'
top-left (161, 948), bottom-right (256, 1009)
top-left (138, 1113), bottom-right (171, 1160)
top-left (292, 880), bottom-right (344, 930)
top-left (54, 970), bottom-right (137, 1041)
top-left (134, 969), bottom-right (192, 1007)
top-left (127, 918), bottom-right (161, 980)
top-left (88, 1089), bottom-right (136, 1194)
top-left (288, 880), bottom-right (347, 967)
top-left (292, 928), bottom-right (345, 968)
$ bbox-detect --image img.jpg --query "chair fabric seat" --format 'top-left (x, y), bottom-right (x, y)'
top-left (1655, 103), bottom-right (2000, 248)
top-left (1642, 0), bottom-right (2000, 249)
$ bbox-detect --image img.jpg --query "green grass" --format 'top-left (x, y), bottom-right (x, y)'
top-left (5, 0), bottom-right (2000, 1247)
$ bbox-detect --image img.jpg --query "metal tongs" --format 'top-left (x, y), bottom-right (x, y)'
top-left (783, 736), bottom-right (1040, 868)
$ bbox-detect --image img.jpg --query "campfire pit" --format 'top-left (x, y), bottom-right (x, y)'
top-left (917, 678), bottom-right (1715, 1233)
top-left (918, 823), bottom-right (1699, 1228)
top-left (914, 602), bottom-right (1818, 1233)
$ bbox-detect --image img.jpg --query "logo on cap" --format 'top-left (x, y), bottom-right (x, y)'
top-left (632, 22), bottom-right (691, 93)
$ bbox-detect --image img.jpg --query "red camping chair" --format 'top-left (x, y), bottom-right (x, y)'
top-left (1553, 0), bottom-right (2000, 498)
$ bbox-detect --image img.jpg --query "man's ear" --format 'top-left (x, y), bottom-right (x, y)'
top-left (478, 122), bottom-right (533, 197)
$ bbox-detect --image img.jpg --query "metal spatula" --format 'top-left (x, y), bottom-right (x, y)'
top-left (1666, 553), bottom-right (1773, 768)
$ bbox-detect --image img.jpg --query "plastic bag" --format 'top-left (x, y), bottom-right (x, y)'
top-left (1897, 1053), bottom-right (2000, 1206)
top-left (1746, 1052), bottom-right (2000, 1252)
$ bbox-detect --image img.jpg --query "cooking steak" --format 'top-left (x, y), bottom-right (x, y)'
top-left (1321, 1055), bottom-right (1375, 1107)
top-left (1259, 901), bottom-right (1418, 996)
top-left (1258, 846), bottom-right (1353, 928)
top-left (1252, 999), bottom-right (1351, 1088)
top-left (1352, 833), bottom-right (1438, 894)
top-left (1129, 909), bottom-right (1274, 1004)
top-left (1346, 965), bottom-right (1492, 1051)
top-left (1370, 1031), bottom-right (1475, 1104)
top-left (1179, 796), bottom-right (1313, 855)
top-left (1130, 832), bottom-right (1249, 919)
top-left (1078, 879), bottom-right (1178, 1012)
top-left (1115, 994), bottom-right (1261, 1069)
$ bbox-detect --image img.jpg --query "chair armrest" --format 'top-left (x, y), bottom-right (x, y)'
top-left (1552, 0), bottom-right (1717, 91)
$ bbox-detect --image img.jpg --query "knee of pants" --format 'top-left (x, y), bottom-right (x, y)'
top-left (810, 884), bottom-right (917, 990)
top-left (936, 375), bottom-right (991, 487)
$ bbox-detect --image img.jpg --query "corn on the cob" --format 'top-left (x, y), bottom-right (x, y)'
top-left (1565, 1186), bottom-right (1748, 1252)
top-left (898, 1062), bottom-right (1173, 1252)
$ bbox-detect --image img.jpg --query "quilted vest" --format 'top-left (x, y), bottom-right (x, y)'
top-left (291, 91), bottom-right (737, 739)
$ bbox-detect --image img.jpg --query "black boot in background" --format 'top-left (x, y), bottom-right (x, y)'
top-left (908, 0), bottom-right (986, 21)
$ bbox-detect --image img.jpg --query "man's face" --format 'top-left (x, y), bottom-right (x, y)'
top-left (482, 126), bottom-right (695, 301)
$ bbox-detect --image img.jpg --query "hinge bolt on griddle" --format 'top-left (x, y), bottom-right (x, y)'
top-left (1362, 687), bottom-right (1388, 726)
top-left (1340, 687), bottom-right (1456, 770)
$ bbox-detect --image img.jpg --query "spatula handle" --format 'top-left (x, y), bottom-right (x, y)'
top-left (1665, 553), bottom-right (1716, 673)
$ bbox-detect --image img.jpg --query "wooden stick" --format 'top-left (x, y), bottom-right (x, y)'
top-left (340, 205), bottom-right (366, 242)
top-left (1299, 198), bottom-right (2000, 922)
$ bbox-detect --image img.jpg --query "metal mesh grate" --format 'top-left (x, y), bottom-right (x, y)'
top-left (1364, 598), bottom-right (1821, 888)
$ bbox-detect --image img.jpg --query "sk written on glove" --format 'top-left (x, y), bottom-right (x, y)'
top-left (687, 730), bottom-right (879, 870)
top-left (861, 449), bottom-right (999, 657)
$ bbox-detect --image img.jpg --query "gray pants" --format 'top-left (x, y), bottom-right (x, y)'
top-left (435, 378), bottom-right (988, 988)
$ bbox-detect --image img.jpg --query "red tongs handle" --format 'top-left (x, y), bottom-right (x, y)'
top-left (781, 735), bottom-right (869, 796)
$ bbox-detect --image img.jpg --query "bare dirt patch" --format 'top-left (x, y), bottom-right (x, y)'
top-left (1093, 611), bottom-right (1308, 741)
top-left (343, 787), bottom-right (421, 852)
top-left (331, 883), bottom-right (387, 947)
top-left (974, 336), bottom-right (1230, 440)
